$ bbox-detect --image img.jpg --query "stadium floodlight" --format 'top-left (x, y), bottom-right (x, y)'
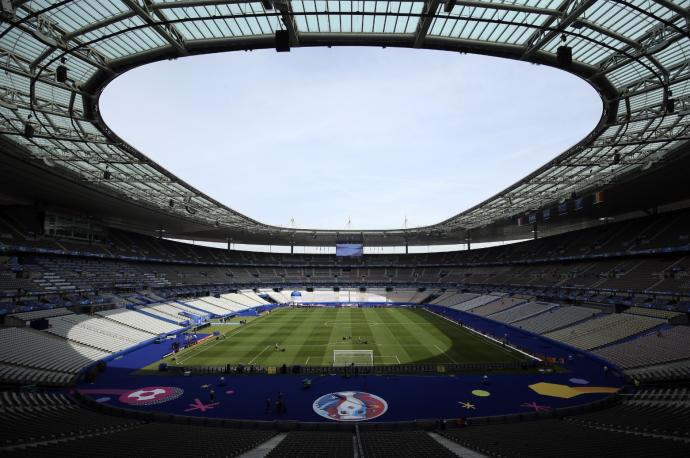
top-left (56, 58), bottom-right (68, 83)
top-left (275, 30), bottom-right (290, 52)
top-left (24, 122), bottom-right (35, 139)
top-left (666, 98), bottom-right (675, 114)
top-left (333, 350), bottom-right (374, 367)
top-left (557, 34), bottom-right (572, 68)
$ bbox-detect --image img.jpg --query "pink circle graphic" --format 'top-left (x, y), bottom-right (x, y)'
top-left (118, 386), bottom-right (184, 406)
top-left (313, 391), bottom-right (388, 422)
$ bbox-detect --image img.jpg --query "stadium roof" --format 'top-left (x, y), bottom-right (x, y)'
top-left (0, 0), bottom-right (689, 246)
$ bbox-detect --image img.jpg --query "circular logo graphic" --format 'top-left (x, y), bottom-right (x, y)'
top-left (119, 386), bottom-right (184, 406)
top-left (313, 391), bottom-right (388, 421)
top-left (471, 390), bottom-right (491, 397)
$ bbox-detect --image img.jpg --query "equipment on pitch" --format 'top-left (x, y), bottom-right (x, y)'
top-left (333, 349), bottom-right (374, 367)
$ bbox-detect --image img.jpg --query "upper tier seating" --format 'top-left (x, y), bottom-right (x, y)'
top-left (511, 305), bottom-right (599, 334)
top-left (6, 307), bottom-right (73, 321)
top-left (594, 326), bottom-right (690, 369)
top-left (544, 313), bottom-right (664, 350)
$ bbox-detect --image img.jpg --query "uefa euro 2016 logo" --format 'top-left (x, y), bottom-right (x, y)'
top-left (312, 391), bottom-right (388, 421)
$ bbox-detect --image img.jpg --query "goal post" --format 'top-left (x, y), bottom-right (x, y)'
top-left (333, 350), bottom-right (374, 367)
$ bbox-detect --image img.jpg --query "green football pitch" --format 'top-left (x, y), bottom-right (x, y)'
top-left (155, 307), bottom-right (528, 368)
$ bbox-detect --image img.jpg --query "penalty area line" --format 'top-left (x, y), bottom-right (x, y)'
top-left (248, 345), bottom-right (271, 365)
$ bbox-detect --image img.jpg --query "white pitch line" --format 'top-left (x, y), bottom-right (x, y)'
top-left (395, 354), bottom-right (401, 364)
top-left (425, 308), bottom-right (542, 362)
top-left (175, 316), bottom-right (265, 364)
top-left (434, 344), bottom-right (457, 364)
top-left (305, 356), bottom-right (310, 366)
top-left (176, 334), bottom-right (226, 365)
top-left (248, 345), bottom-right (271, 365)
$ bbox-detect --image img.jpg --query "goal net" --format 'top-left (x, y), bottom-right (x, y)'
top-left (333, 350), bottom-right (374, 367)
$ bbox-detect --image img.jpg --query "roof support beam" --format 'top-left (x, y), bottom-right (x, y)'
top-left (149, 0), bottom-right (561, 17)
top-left (0, 48), bottom-right (88, 96)
top-left (121, 0), bottom-right (188, 56)
top-left (274, 0), bottom-right (299, 46)
top-left (414, 0), bottom-right (441, 48)
top-left (592, 14), bottom-right (686, 80)
top-left (652, 0), bottom-right (690, 18)
top-left (522, 0), bottom-right (597, 59)
top-left (13, 4), bottom-right (111, 75)
top-left (63, 11), bottom-right (137, 41)
top-left (0, 87), bottom-right (85, 120)
top-left (577, 19), bottom-right (640, 49)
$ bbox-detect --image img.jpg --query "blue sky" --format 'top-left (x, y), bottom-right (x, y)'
top-left (101, 47), bottom-right (601, 230)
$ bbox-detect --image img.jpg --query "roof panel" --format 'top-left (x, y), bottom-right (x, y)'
top-left (0, 0), bottom-right (688, 243)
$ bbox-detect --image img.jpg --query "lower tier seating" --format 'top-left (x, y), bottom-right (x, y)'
top-left (486, 301), bottom-right (558, 324)
top-left (4, 423), bottom-right (275, 457)
top-left (544, 313), bottom-right (664, 350)
top-left (0, 327), bottom-right (108, 374)
top-left (625, 358), bottom-right (690, 382)
top-left (439, 418), bottom-right (689, 458)
top-left (0, 391), bottom-right (275, 457)
top-left (593, 326), bottom-right (690, 368)
top-left (265, 431), bottom-right (354, 458)
top-left (359, 430), bottom-right (457, 458)
top-left (511, 305), bottom-right (599, 334)
top-left (567, 400), bottom-right (690, 438)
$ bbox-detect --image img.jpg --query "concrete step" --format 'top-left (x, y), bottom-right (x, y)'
top-left (237, 432), bottom-right (288, 458)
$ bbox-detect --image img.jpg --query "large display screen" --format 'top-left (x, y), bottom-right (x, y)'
top-left (336, 243), bottom-right (364, 257)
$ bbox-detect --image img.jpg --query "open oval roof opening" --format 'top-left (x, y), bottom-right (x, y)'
top-left (100, 47), bottom-right (602, 230)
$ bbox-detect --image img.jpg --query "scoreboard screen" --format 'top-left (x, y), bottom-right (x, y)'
top-left (336, 243), bottom-right (363, 257)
